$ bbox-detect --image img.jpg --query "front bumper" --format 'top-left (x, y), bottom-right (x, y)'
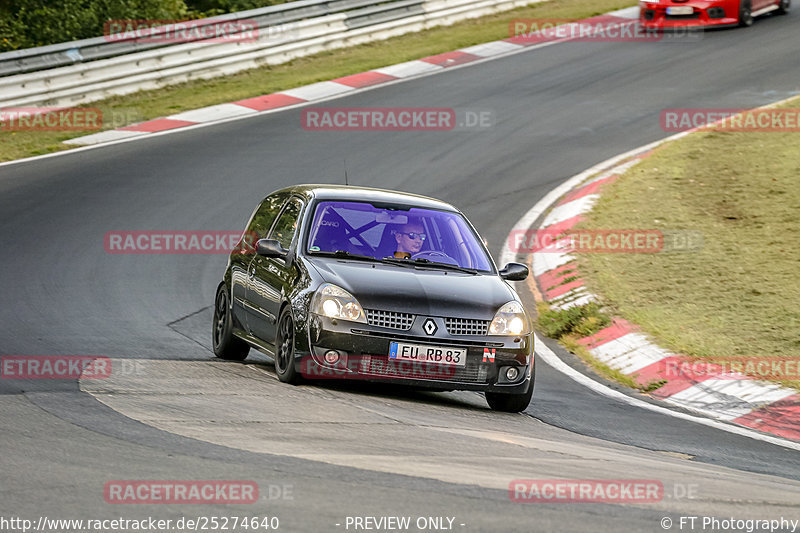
top-left (639, 1), bottom-right (739, 28)
top-left (301, 314), bottom-right (533, 393)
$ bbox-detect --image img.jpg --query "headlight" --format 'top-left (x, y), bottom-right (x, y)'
top-left (489, 301), bottom-right (530, 336)
top-left (311, 283), bottom-right (367, 323)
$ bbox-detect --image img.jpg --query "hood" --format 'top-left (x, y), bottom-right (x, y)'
top-left (306, 257), bottom-right (516, 319)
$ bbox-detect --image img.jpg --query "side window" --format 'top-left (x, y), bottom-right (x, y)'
top-left (249, 193), bottom-right (288, 239)
top-left (239, 193), bottom-right (288, 252)
top-left (269, 198), bottom-right (303, 250)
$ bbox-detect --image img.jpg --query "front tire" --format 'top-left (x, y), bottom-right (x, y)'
top-left (486, 376), bottom-right (534, 413)
top-left (777, 0), bottom-right (789, 14)
top-left (739, 0), bottom-right (754, 26)
top-left (274, 307), bottom-right (299, 384)
top-left (212, 284), bottom-right (249, 361)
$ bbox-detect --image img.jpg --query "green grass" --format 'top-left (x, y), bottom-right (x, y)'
top-left (534, 300), bottom-right (665, 391)
top-left (536, 300), bottom-right (611, 339)
top-left (574, 97), bottom-right (800, 391)
top-left (0, 0), bottom-right (634, 162)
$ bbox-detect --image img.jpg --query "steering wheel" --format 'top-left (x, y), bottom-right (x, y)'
top-left (411, 250), bottom-right (458, 264)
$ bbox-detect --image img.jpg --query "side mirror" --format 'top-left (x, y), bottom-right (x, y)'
top-left (499, 262), bottom-right (528, 281)
top-left (256, 239), bottom-right (287, 258)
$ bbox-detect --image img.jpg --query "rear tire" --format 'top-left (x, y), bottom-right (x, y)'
top-left (777, 0), bottom-right (789, 14)
top-left (739, 0), bottom-right (754, 26)
top-left (212, 284), bottom-right (249, 361)
top-left (274, 306), bottom-right (299, 384)
top-left (486, 375), bottom-right (534, 413)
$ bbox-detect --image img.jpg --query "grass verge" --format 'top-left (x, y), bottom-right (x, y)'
top-left (0, 0), bottom-right (634, 162)
top-left (534, 300), bottom-right (666, 391)
top-left (574, 97), bottom-right (800, 391)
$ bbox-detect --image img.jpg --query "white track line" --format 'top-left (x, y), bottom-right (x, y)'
top-left (533, 334), bottom-right (800, 451)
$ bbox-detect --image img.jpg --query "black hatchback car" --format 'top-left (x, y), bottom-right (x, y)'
top-left (213, 185), bottom-right (534, 412)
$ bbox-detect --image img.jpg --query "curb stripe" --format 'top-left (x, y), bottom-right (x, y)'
top-left (632, 355), bottom-right (714, 397)
top-left (527, 235), bottom-right (573, 254)
top-left (577, 318), bottom-right (637, 349)
top-left (420, 51), bottom-right (482, 67)
top-left (63, 129), bottom-right (148, 145)
top-left (120, 118), bottom-right (197, 132)
top-left (544, 278), bottom-right (585, 300)
top-left (234, 93), bottom-right (307, 111)
top-left (333, 71), bottom-right (398, 88)
top-left (589, 333), bottom-right (669, 375)
top-left (373, 60), bottom-right (442, 78)
top-left (535, 264), bottom-right (580, 293)
top-left (459, 41), bottom-right (523, 57)
top-left (532, 249), bottom-right (575, 278)
top-left (541, 196), bottom-right (596, 228)
top-left (734, 395), bottom-right (800, 441)
top-left (556, 175), bottom-right (617, 206)
top-left (539, 213), bottom-right (584, 234)
top-left (168, 103), bottom-right (257, 123)
top-left (668, 380), bottom-right (797, 421)
top-left (281, 81), bottom-right (354, 100)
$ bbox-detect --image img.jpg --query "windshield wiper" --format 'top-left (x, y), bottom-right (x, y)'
top-left (380, 257), bottom-right (478, 275)
top-left (310, 250), bottom-right (418, 268)
top-left (330, 250), bottom-right (379, 261)
top-left (311, 250), bottom-right (478, 273)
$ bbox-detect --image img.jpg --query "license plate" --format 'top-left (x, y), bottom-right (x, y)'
top-left (389, 342), bottom-right (467, 367)
top-left (666, 6), bottom-right (693, 15)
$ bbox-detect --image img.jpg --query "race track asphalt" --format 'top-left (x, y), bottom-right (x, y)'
top-left (1, 12), bottom-right (799, 532)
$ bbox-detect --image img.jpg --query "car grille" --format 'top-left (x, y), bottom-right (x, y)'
top-left (445, 317), bottom-right (490, 336)
top-left (365, 309), bottom-right (414, 330)
top-left (360, 357), bottom-right (488, 383)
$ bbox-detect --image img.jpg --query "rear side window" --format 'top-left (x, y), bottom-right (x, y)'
top-left (249, 193), bottom-right (288, 239)
top-left (269, 198), bottom-right (303, 250)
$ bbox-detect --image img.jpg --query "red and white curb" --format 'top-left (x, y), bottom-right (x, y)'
top-left (64, 7), bottom-right (640, 146)
top-left (502, 111), bottom-right (800, 446)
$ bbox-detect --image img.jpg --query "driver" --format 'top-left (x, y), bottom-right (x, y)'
top-left (394, 220), bottom-right (426, 259)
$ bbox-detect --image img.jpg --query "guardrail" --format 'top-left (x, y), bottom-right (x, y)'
top-left (0, 0), bottom-right (537, 109)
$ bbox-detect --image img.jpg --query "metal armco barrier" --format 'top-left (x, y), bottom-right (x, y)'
top-left (0, 0), bottom-right (538, 108)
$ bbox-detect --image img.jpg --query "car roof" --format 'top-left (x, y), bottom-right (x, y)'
top-left (270, 184), bottom-right (460, 212)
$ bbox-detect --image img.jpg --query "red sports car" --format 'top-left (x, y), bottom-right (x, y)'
top-left (640, 0), bottom-right (789, 28)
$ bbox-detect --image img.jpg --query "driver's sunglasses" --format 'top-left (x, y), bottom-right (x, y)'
top-left (401, 232), bottom-right (427, 241)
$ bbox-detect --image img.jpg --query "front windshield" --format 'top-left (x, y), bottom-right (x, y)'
top-left (305, 200), bottom-right (494, 272)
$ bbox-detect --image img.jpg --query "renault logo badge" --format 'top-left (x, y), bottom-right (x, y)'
top-left (423, 318), bottom-right (437, 336)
